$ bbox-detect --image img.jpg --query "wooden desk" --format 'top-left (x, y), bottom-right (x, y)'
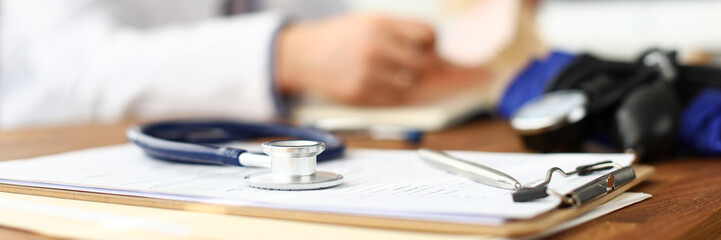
top-left (0, 119), bottom-right (720, 239)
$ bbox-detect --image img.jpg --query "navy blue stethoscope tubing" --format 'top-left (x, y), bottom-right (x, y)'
top-left (126, 120), bottom-right (345, 167)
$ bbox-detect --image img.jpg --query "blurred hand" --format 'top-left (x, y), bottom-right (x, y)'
top-left (275, 14), bottom-right (438, 106)
top-left (403, 63), bottom-right (491, 104)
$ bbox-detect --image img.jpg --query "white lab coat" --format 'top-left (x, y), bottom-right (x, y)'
top-left (0, 0), bottom-right (341, 129)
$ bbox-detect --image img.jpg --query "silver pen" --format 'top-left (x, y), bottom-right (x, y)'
top-left (417, 149), bottom-right (521, 190)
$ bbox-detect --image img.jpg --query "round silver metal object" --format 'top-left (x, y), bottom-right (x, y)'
top-left (244, 140), bottom-right (343, 190)
top-left (511, 90), bottom-right (588, 134)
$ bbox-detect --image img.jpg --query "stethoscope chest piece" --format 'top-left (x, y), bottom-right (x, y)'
top-left (244, 140), bottom-right (344, 190)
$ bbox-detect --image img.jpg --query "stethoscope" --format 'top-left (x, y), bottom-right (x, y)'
top-left (126, 120), bottom-right (345, 191)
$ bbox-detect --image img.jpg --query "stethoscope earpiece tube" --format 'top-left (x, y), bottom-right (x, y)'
top-left (126, 120), bottom-right (345, 166)
top-left (127, 126), bottom-right (247, 166)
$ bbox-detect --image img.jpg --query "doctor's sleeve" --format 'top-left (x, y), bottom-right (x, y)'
top-left (1, 4), bottom-right (287, 128)
top-left (114, 12), bottom-right (289, 122)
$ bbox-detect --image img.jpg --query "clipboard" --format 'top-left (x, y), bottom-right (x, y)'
top-left (0, 164), bottom-right (653, 237)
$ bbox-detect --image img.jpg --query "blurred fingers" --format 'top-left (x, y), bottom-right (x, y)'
top-left (379, 19), bottom-right (439, 74)
top-left (377, 41), bottom-right (424, 72)
top-left (364, 66), bottom-right (417, 105)
top-left (388, 19), bottom-right (436, 49)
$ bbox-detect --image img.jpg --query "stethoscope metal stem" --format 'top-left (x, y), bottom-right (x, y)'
top-left (237, 152), bottom-right (271, 168)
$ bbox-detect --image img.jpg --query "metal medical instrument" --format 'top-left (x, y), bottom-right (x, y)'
top-left (127, 120), bottom-right (344, 191)
top-left (244, 140), bottom-right (343, 190)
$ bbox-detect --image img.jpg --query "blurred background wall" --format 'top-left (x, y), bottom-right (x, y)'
top-left (537, 0), bottom-right (721, 63)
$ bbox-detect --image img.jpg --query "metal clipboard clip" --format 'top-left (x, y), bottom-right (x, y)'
top-left (512, 161), bottom-right (637, 207)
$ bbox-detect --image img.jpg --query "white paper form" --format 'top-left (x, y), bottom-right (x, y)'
top-left (0, 144), bottom-right (634, 224)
